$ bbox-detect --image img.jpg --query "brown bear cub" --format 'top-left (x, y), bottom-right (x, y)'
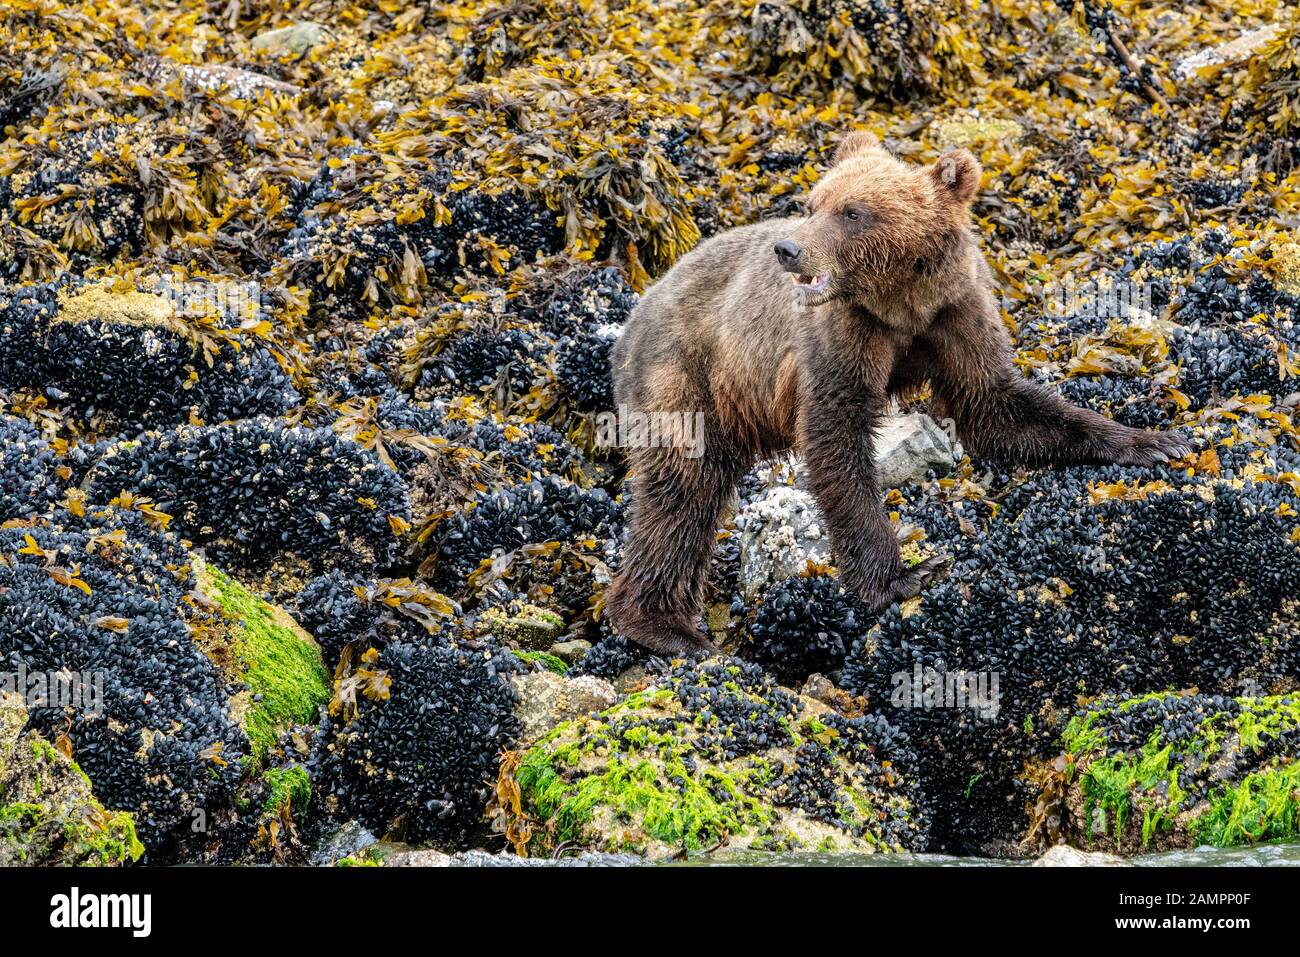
top-left (606, 131), bottom-right (1190, 654)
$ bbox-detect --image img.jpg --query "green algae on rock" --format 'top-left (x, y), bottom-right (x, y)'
top-left (195, 560), bottom-right (330, 764)
top-left (502, 657), bottom-right (929, 858)
top-left (1061, 692), bottom-right (1300, 853)
top-left (0, 693), bottom-right (143, 866)
top-left (477, 602), bottom-right (566, 650)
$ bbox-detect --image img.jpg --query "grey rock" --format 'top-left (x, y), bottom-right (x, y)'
top-left (309, 820), bottom-right (379, 866)
top-left (873, 412), bottom-right (957, 489)
top-left (548, 638), bottom-right (593, 664)
top-left (251, 22), bottom-right (328, 57)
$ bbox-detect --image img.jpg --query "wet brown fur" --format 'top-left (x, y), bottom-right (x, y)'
top-left (605, 132), bottom-right (1190, 654)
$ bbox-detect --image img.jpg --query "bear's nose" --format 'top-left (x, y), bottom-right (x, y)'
top-left (773, 240), bottom-right (803, 269)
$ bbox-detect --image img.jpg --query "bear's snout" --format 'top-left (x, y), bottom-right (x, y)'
top-left (773, 240), bottom-right (803, 270)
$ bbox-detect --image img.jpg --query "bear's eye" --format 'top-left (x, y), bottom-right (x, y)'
top-left (843, 206), bottom-right (870, 224)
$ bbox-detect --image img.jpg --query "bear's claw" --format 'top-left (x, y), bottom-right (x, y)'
top-left (1113, 429), bottom-right (1194, 467)
top-left (868, 554), bottom-right (950, 611)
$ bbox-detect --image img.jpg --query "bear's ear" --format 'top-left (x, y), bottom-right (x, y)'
top-left (834, 131), bottom-right (881, 165)
top-left (929, 149), bottom-right (982, 204)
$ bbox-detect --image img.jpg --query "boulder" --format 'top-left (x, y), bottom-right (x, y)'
top-left (1032, 844), bottom-right (1127, 867)
top-left (501, 657), bottom-right (929, 859)
top-left (0, 693), bottom-right (143, 866)
top-left (736, 482), bottom-right (830, 601)
top-left (251, 22), bottom-right (328, 57)
top-left (512, 670), bottom-right (617, 745)
top-left (873, 412), bottom-right (957, 489)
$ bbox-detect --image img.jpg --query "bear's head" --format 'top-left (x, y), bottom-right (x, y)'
top-left (774, 131), bottom-right (981, 307)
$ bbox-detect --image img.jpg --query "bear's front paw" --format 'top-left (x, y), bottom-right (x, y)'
top-left (1111, 428), bottom-right (1193, 467)
top-left (866, 554), bottom-right (950, 611)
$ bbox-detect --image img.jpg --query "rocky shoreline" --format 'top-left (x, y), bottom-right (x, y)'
top-left (1, 0), bottom-right (1297, 866)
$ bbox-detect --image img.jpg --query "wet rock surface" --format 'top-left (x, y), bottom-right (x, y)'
top-left (498, 657), bottom-right (930, 858)
top-left (0, 0), bottom-right (1297, 866)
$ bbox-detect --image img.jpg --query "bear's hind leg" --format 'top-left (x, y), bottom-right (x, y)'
top-left (606, 443), bottom-right (744, 655)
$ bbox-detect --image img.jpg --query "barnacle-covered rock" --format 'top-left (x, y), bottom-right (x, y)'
top-left (1060, 692), bottom-right (1300, 852)
top-left (735, 480), bottom-right (832, 601)
top-left (501, 657), bottom-right (929, 857)
top-left (0, 506), bottom-right (246, 857)
top-left (0, 415), bottom-right (61, 521)
top-left (295, 571), bottom-right (458, 670)
top-left (311, 637), bottom-right (523, 846)
top-left (841, 464), bottom-right (1300, 852)
top-left (0, 693), bottom-right (143, 866)
top-left (83, 418), bottom-right (411, 576)
top-left (433, 475), bottom-right (619, 592)
top-left (475, 600), bottom-right (566, 650)
top-left (0, 279), bottom-right (300, 431)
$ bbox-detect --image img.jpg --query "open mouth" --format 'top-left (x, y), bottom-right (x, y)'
top-left (791, 274), bottom-right (830, 294)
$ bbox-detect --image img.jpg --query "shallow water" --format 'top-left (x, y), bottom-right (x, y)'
top-left (678, 842), bottom-right (1300, 867)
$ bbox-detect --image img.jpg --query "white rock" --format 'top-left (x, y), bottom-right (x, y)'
top-left (873, 412), bottom-right (958, 489)
top-left (1174, 24), bottom-right (1280, 80)
top-left (736, 413), bottom-right (954, 598)
top-left (177, 63), bottom-right (301, 98)
top-left (251, 22), bottom-right (328, 57)
top-left (1032, 844), bottom-right (1129, 867)
top-left (736, 482), bottom-right (830, 601)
